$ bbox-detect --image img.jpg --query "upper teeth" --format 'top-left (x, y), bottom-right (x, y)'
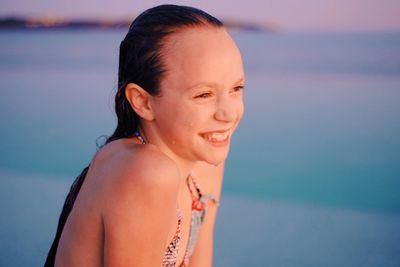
top-left (203, 132), bottom-right (229, 142)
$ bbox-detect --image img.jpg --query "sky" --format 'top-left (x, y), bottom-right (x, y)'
top-left (1, 0), bottom-right (400, 32)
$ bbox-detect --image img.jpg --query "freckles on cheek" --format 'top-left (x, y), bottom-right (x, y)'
top-left (176, 105), bottom-right (197, 129)
top-left (182, 117), bottom-right (195, 129)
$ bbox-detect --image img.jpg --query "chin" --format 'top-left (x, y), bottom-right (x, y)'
top-left (199, 149), bottom-right (230, 166)
top-left (206, 159), bottom-right (225, 167)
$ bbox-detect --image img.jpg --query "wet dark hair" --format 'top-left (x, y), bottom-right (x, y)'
top-left (44, 5), bottom-right (222, 266)
top-left (108, 5), bottom-right (223, 144)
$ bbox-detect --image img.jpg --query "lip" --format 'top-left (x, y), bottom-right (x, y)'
top-left (199, 128), bottom-right (231, 147)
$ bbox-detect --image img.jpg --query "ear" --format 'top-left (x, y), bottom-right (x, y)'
top-left (125, 83), bottom-right (155, 121)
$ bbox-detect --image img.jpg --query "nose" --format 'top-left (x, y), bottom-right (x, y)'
top-left (214, 96), bottom-right (238, 122)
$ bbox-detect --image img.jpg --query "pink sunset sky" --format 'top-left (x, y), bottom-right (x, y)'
top-left (1, 0), bottom-right (399, 31)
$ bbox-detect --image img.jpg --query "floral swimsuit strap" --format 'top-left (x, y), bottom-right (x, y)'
top-left (162, 208), bottom-right (183, 267)
top-left (162, 174), bottom-right (218, 267)
top-left (182, 174), bottom-right (219, 266)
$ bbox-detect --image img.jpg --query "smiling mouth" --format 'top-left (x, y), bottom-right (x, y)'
top-left (200, 130), bottom-right (230, 144)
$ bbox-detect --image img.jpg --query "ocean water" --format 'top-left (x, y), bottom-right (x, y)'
top-left (1, 30), bottom-right (399, 212)
top-left (229, 32), bottom-right (400, 213)
top-left (1, 30), bottom-right (400, 266)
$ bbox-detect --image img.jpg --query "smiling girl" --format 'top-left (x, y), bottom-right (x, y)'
top-left (45, 4), bottom-right (244, 267)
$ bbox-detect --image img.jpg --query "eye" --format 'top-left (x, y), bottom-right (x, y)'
top-left (232, 85), bottom-right (244, 93)
top-left (195, 92), bottom-right (213, 98)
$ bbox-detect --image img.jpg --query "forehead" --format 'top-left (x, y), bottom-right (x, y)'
top-left (160, 26), bottom-right (244, 91)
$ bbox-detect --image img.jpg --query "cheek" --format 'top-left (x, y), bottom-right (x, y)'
top-left (178, 108), bottom-right (204, 131)
top-left (239, 101), bottom-right (244, 120)
top-left (176, 105), bottom-right (214, 137)
top-left (158, 102), bottom-right (202, 133)
top-left (236, 97), bottom-right (245, 120)
top-left (232, 98), bottom-right (244, 132)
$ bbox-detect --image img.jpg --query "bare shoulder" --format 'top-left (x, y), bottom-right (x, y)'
top-left (92, 140), bottom-right (181, 265)
top-left (93, 139), bottom-right (181, 192)
top-left (130, 143), bottom-right (181, 186)
top-left (98, 140), bottom-right (181, 215)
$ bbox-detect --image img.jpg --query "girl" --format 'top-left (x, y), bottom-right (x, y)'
top-left (45, 4), bottom-right (244, 267)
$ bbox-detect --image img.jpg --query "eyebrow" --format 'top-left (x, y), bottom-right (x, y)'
top-left (187, 77), bottom-right (245, 91)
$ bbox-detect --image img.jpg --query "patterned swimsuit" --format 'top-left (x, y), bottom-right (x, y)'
top-left (162, 175), bottom-right (218, 267)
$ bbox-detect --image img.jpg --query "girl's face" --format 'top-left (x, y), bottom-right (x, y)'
top-left (149, 26), bottom-right (244, 166)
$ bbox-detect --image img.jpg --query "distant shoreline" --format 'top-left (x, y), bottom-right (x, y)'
top-left (0, 16), bottom-right (276, 32)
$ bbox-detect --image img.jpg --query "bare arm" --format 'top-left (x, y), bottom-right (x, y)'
top-left (188, 162), bottom-right (224, 267)
top-left (101, 149), bottom-right (181, 267)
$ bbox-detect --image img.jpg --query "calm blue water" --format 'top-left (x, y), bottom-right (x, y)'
top-left (1, 30), bottom-right (400, 213)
